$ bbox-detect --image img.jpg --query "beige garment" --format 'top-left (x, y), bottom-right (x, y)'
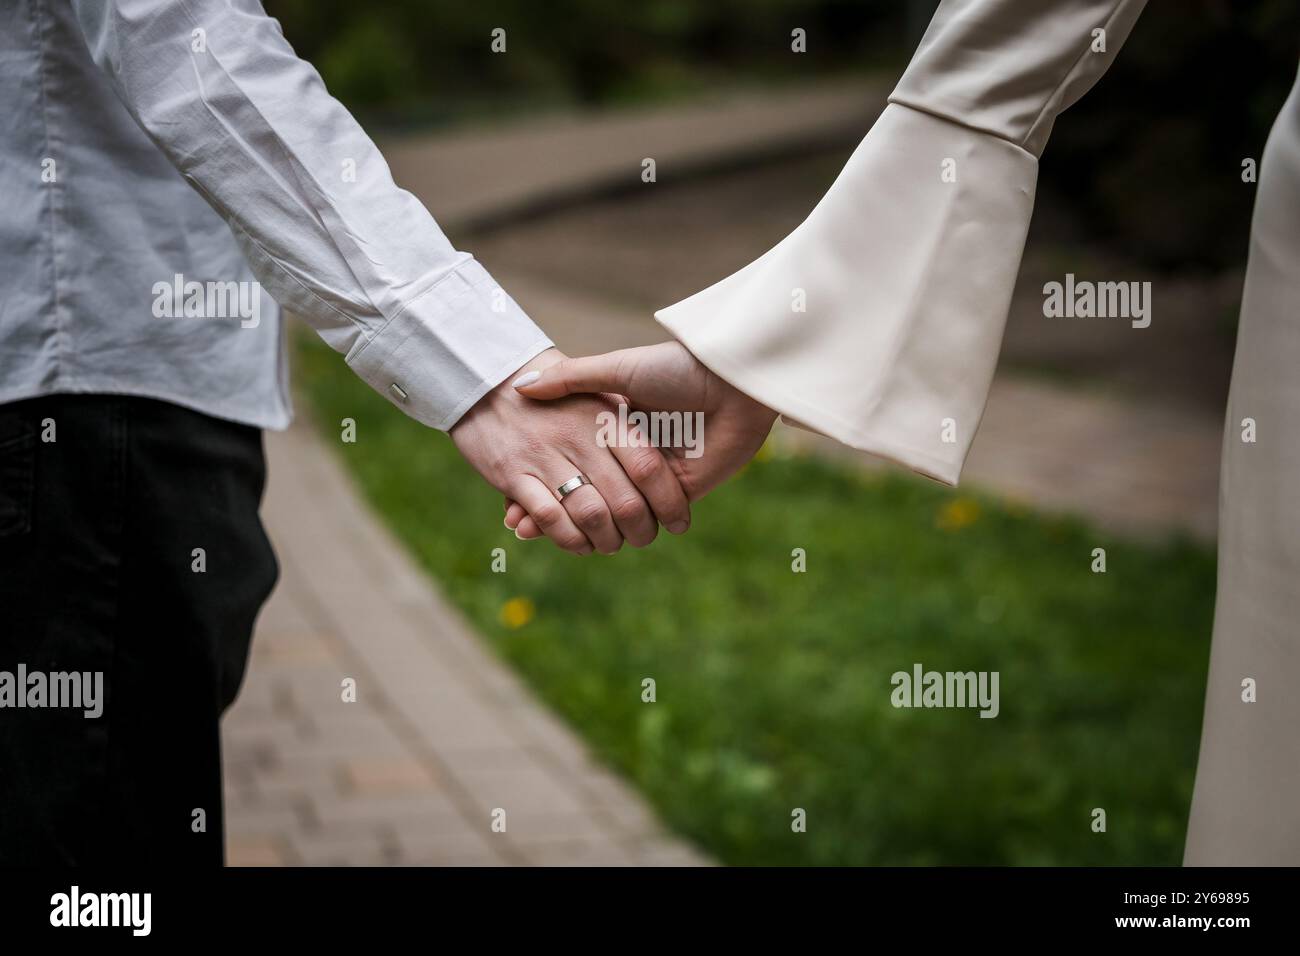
top-left (1183, 73), bottom-right (1300, 866)
top-left (656, 0), bottom-right (1300, 863)
top-left (658, 0), bottom-right (1147, 484)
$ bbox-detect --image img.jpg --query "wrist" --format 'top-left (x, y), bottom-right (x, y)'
top-left (452, 347), bottom-right (564, 439)
top-left (718, 376), bottom-right (778, 432)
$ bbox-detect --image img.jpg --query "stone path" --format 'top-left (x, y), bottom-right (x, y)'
top-left (382, 80), bottom-right (885, 232)
top-left (222, 417), bottom-right (709, 866)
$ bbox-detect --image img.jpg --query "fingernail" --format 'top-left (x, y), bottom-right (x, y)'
top-left (511, 370), bottom-right (541, 388)
top-left (515, 528), bottom-right (526, 540)
top-left (668, 521), bottom-right (689, 534)
top-left (504, 516), bottom-right (512, 529)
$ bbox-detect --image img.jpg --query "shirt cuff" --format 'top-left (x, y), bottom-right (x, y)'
top-left (654, 103), bottom-right (1038, 486)
top-left (346, 259), bottom-right (553, 430)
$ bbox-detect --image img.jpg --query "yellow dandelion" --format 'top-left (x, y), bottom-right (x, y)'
top-left (937, 497), bottom-right (980, 531)
top-left (499, 596), bottom-right (535, 630)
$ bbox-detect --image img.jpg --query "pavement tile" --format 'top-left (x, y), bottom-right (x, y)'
top-left (308, 791), bottom-right (466, 830)
top-left (389, 828), bottom-right (505, 866)
top-left (341, 756), bottom-right (441, 796)
top-left (515, 839), bottom-right (642, 867)
top-left (451, 760), bottom-right (594, 819)
top-left (227, 835), bottom-right (292, 867)
top-left (287, 830), bottom-right (395, 867)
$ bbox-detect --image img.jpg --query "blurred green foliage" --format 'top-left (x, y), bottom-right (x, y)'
top-left (1051, 0), bottom-right (1298, 269)
top-left (297, 332), bottom-right (1215, 866)
top-left (265, 0), bottom-right (905, 119)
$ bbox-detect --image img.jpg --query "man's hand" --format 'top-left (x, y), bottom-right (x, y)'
top-left (505, 341), bottom-right (776, 539)
top-left (451, 348), bottom-right (691, 555)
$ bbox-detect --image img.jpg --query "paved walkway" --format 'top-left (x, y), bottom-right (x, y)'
top-left (382, 81), bottom-right (884, 232)
top-left (222, 417), bottom-right (709, 866)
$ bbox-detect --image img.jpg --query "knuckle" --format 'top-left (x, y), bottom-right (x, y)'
top-left (626, 450), bottom-right (665, 485)
top-left (570, 499), bottom-right (608, 529)
top-left (560, 533), bottom-right (589, 553)
top-left (532, 503), bottom-right (564, 528)
top-left (611, 494), bottom-right (648, 525)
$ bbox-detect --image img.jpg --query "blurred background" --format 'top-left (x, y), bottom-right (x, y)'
top-left (223, 1), bottom-right (1299, 866)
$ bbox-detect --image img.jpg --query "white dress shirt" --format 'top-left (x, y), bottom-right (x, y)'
top-left (0, 0), bottom-right (552, 430)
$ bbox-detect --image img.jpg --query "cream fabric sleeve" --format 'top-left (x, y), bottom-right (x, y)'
top-left (655, 0), bottom-right (1147, 484)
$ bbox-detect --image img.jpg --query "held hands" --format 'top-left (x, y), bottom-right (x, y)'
top-left (505, 341), bottom-right (777, 542)
top-left (451, 347), bottom-right (692, 555)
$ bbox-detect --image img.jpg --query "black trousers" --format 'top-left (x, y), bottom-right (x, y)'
top-left (0, 395), bottom-right (277, 865)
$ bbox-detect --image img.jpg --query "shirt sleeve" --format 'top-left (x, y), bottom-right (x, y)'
top-left (654, 0), bottom-right (1147, 484)
top-left (67, 0), bottom-right (552, 431)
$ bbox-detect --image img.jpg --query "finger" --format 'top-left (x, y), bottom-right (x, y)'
top-left (609, 438), bottom-right (690, 535)
top-left (506, 499), bottom-right (543, 539)
top-left (513, 349), bottom-right (641, 400)
top-left (509, 476), bottom-right (593, 555)
top-left (555, 469), bottom-right (623, 555)
top-left (580, 454), bottom-right (658, 548)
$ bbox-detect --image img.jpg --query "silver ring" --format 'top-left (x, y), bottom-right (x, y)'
top-left (556, 474), bottom-right (592, 500)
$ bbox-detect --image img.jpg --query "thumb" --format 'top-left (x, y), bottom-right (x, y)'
top-left (512, 350), bottom-right (638, 400)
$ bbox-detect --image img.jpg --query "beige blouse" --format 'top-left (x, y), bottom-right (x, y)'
top-left (656, 0), bottom-right (1147, 485)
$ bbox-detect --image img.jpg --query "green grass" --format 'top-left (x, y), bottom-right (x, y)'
top-left (296, 334), bottom-right (1215, 866)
